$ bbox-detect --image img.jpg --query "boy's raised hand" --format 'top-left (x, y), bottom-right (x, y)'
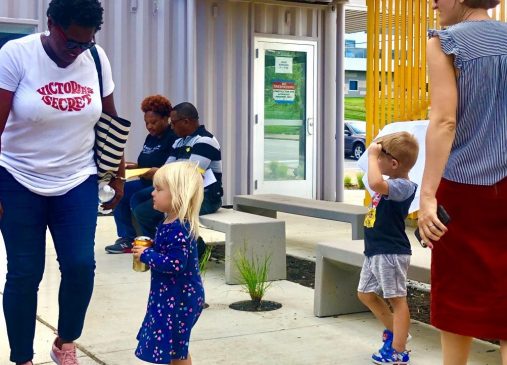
top-left (368, 142), bottom-right (383, 158)
top-left (367, 142), bottom-right (389, 195)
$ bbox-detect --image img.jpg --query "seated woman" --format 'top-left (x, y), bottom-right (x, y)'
top-left (105, 95), bottom-right (177, 253)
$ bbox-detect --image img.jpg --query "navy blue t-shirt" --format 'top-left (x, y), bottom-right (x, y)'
top-left (364, 178), bottom-right (417, 257)
top-left (137, 127), bottom-right (177, 168)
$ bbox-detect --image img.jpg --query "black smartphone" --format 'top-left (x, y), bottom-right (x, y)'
top-left (415, 205), bottom-right (451, 247)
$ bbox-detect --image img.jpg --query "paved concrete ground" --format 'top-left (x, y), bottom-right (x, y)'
top-left (0, 190), bottom-right (503, 364)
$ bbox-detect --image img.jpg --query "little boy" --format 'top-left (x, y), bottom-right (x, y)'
top-left (358, 131), bottom-right (419, 365)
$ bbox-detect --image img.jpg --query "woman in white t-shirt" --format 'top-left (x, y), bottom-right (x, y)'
top-left (0, 1), bottom-right (124, 364)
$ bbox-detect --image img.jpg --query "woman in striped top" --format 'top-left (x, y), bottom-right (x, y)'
top-left (418, 0), bottom-right (507, 364)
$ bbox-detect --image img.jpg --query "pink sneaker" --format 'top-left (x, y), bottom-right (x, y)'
top-left (50, 339), bottom-right (79, 365)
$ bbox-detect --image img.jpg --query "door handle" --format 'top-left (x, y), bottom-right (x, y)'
top-left (307, 117), bottom-right (314, 135)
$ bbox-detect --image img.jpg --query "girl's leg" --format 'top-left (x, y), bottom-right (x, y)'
top-left (441, 331), bottom-right (472, 365)
top-left (387, 296), bottom-right (410, 352)
top-left (0, 167), bottom-right (47, 363)
top-left (357, 292), bottom-right (393, 330)
top-left (170, 353), bottom-right (192, 365)
top-left (500, 340), bottom-right (507, 365)
top-left (48, 175), bottom-right (98, 341)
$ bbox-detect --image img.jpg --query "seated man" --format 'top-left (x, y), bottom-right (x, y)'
top-left (131, 102), bottom-right (223, 252)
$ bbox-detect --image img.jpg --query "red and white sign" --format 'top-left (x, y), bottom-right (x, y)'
top-left (272, 81), bottom-right (296, 103)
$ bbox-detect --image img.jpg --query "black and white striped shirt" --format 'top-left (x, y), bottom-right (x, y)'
top-left (166, 125), bottom-right (223, 193)
top-left (429, 21), bottom-right (507, 185)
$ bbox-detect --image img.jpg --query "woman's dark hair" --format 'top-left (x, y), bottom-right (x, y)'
top-left (47, 0), bottom-right (104, 31)
top-left (464, 0), bottom-right (500, 9)
top-left (141, 95), bottom-right (173, 118)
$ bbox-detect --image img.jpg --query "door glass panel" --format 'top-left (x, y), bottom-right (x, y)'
top-left (263, 50), bottom-right (307, 181)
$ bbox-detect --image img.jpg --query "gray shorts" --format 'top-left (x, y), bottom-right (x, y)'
top-left (357, 254), bottom-right (411, 299)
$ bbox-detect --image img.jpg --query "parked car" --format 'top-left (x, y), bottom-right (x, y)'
top-left (344, 120), bottom-right (366, 160)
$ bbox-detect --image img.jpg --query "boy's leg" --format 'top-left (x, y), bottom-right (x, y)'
top-left (388, 296), bottom-right (410, 353)
top-left (441, 331), bottom-right (472, 365)
top-left (375, 254), bottom-right (411, 353)
top-left (357, 292), bottom-right (393, 330)
top-left (357, 256), bottom-right (393, 330)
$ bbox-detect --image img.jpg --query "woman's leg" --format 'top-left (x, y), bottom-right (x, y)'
top-left (501, 341), bottom-right (507, 365)
top-left (113, 179), bottom-right (147, 240)
top-left (0, 168), bottom-right (47, 363)
top-left (441, 331), bottom-right (473, 365)
top-left (48, 175), bottom-right (98, 341)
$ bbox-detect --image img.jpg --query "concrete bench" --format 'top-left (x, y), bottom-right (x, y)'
top-left (314, 240), bottom-right (431, 317)
top-left (200, 208), bottom-right (286, 285)
top-left (233, 194), bottom-right (368, 240)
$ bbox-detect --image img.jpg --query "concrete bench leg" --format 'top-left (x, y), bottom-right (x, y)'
top-left (233, 204), bottom-right (277, 218)
top-left (351, 216), bottom-right (364, 240)
top-left (224, 222), bottom-right (286, 285)
top-left (314, 255), bottom-right (368, 317)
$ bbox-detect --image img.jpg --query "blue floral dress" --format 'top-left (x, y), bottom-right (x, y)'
top-left (135, 220), bottom-right (205, 363)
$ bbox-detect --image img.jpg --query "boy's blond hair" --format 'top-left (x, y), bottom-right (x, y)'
top-left (153, 161), bottom-right (204, 239)
top-left (376, 131), bottom-right (419, 172)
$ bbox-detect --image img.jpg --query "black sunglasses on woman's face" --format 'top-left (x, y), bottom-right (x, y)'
top-left (54, 25), bottom-right (96, 51)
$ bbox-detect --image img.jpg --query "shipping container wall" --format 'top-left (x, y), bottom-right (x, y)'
top-left (0, 0), bottom-right (328, 204)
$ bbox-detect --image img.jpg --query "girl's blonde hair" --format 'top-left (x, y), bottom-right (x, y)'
top-left (153, 161), bottom-right (204, 238)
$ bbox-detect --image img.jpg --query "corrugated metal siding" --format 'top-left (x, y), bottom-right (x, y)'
top-left (193, 0), bottom-right (326, 203)
top-left (0, 0), bottom-right (332, 204)
top-left (97, 0), bottom-right (194, 164)
top-left (0, 0), bottom-right (44, 23)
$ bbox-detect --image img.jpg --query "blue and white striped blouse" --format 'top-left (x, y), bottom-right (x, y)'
top-left (429, 21), bottom-right (507, 185)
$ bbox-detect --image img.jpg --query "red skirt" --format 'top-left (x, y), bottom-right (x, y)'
top-left (432, 178), bottom-right (507, 339)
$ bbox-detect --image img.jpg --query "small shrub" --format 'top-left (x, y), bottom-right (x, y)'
top-left (234, 249), bottom-right (272, 304)
top-left (199, 244), bottom-right (213, 278)
top-left (344, 175), bottom-right (354, 188)
top-left (356, 172), bottom-right (365, 189)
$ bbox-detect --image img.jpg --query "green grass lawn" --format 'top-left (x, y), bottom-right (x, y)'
top-left (344, 97), bottom-right (366, 121)
top-left (264, 97), bottom-right (367, 135)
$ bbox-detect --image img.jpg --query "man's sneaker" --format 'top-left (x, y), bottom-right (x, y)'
top-left (50, 339), bottom-right (79, 365)
top-left (372, 347), bottom-right (410, 364)
top-left (105, 237), bottom-right (133, 254)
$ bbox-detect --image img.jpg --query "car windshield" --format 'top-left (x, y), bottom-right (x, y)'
top-left (348, 121), bottom-right (366, 135)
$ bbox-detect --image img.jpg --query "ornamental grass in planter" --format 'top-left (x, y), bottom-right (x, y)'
top-left (229, 248), bottom-right (282, 312)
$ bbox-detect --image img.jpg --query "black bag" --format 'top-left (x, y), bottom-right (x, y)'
top-left (90, 46), bottom-right (131, 182)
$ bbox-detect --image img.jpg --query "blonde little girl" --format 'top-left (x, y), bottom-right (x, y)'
top-left (132, 161), bottom-right (205, 365)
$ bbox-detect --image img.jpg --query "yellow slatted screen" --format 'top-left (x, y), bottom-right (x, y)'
top-left (364, 0), bottom-right (507, 211)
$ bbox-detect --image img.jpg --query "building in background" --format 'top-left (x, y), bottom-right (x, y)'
top-left (344, 32), bottom-right (366, 96)
top-left (0, 0), bottom-right (365, 203)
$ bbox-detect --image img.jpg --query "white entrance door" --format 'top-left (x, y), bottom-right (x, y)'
top-left (253, 38), bottom-right (316, 198)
